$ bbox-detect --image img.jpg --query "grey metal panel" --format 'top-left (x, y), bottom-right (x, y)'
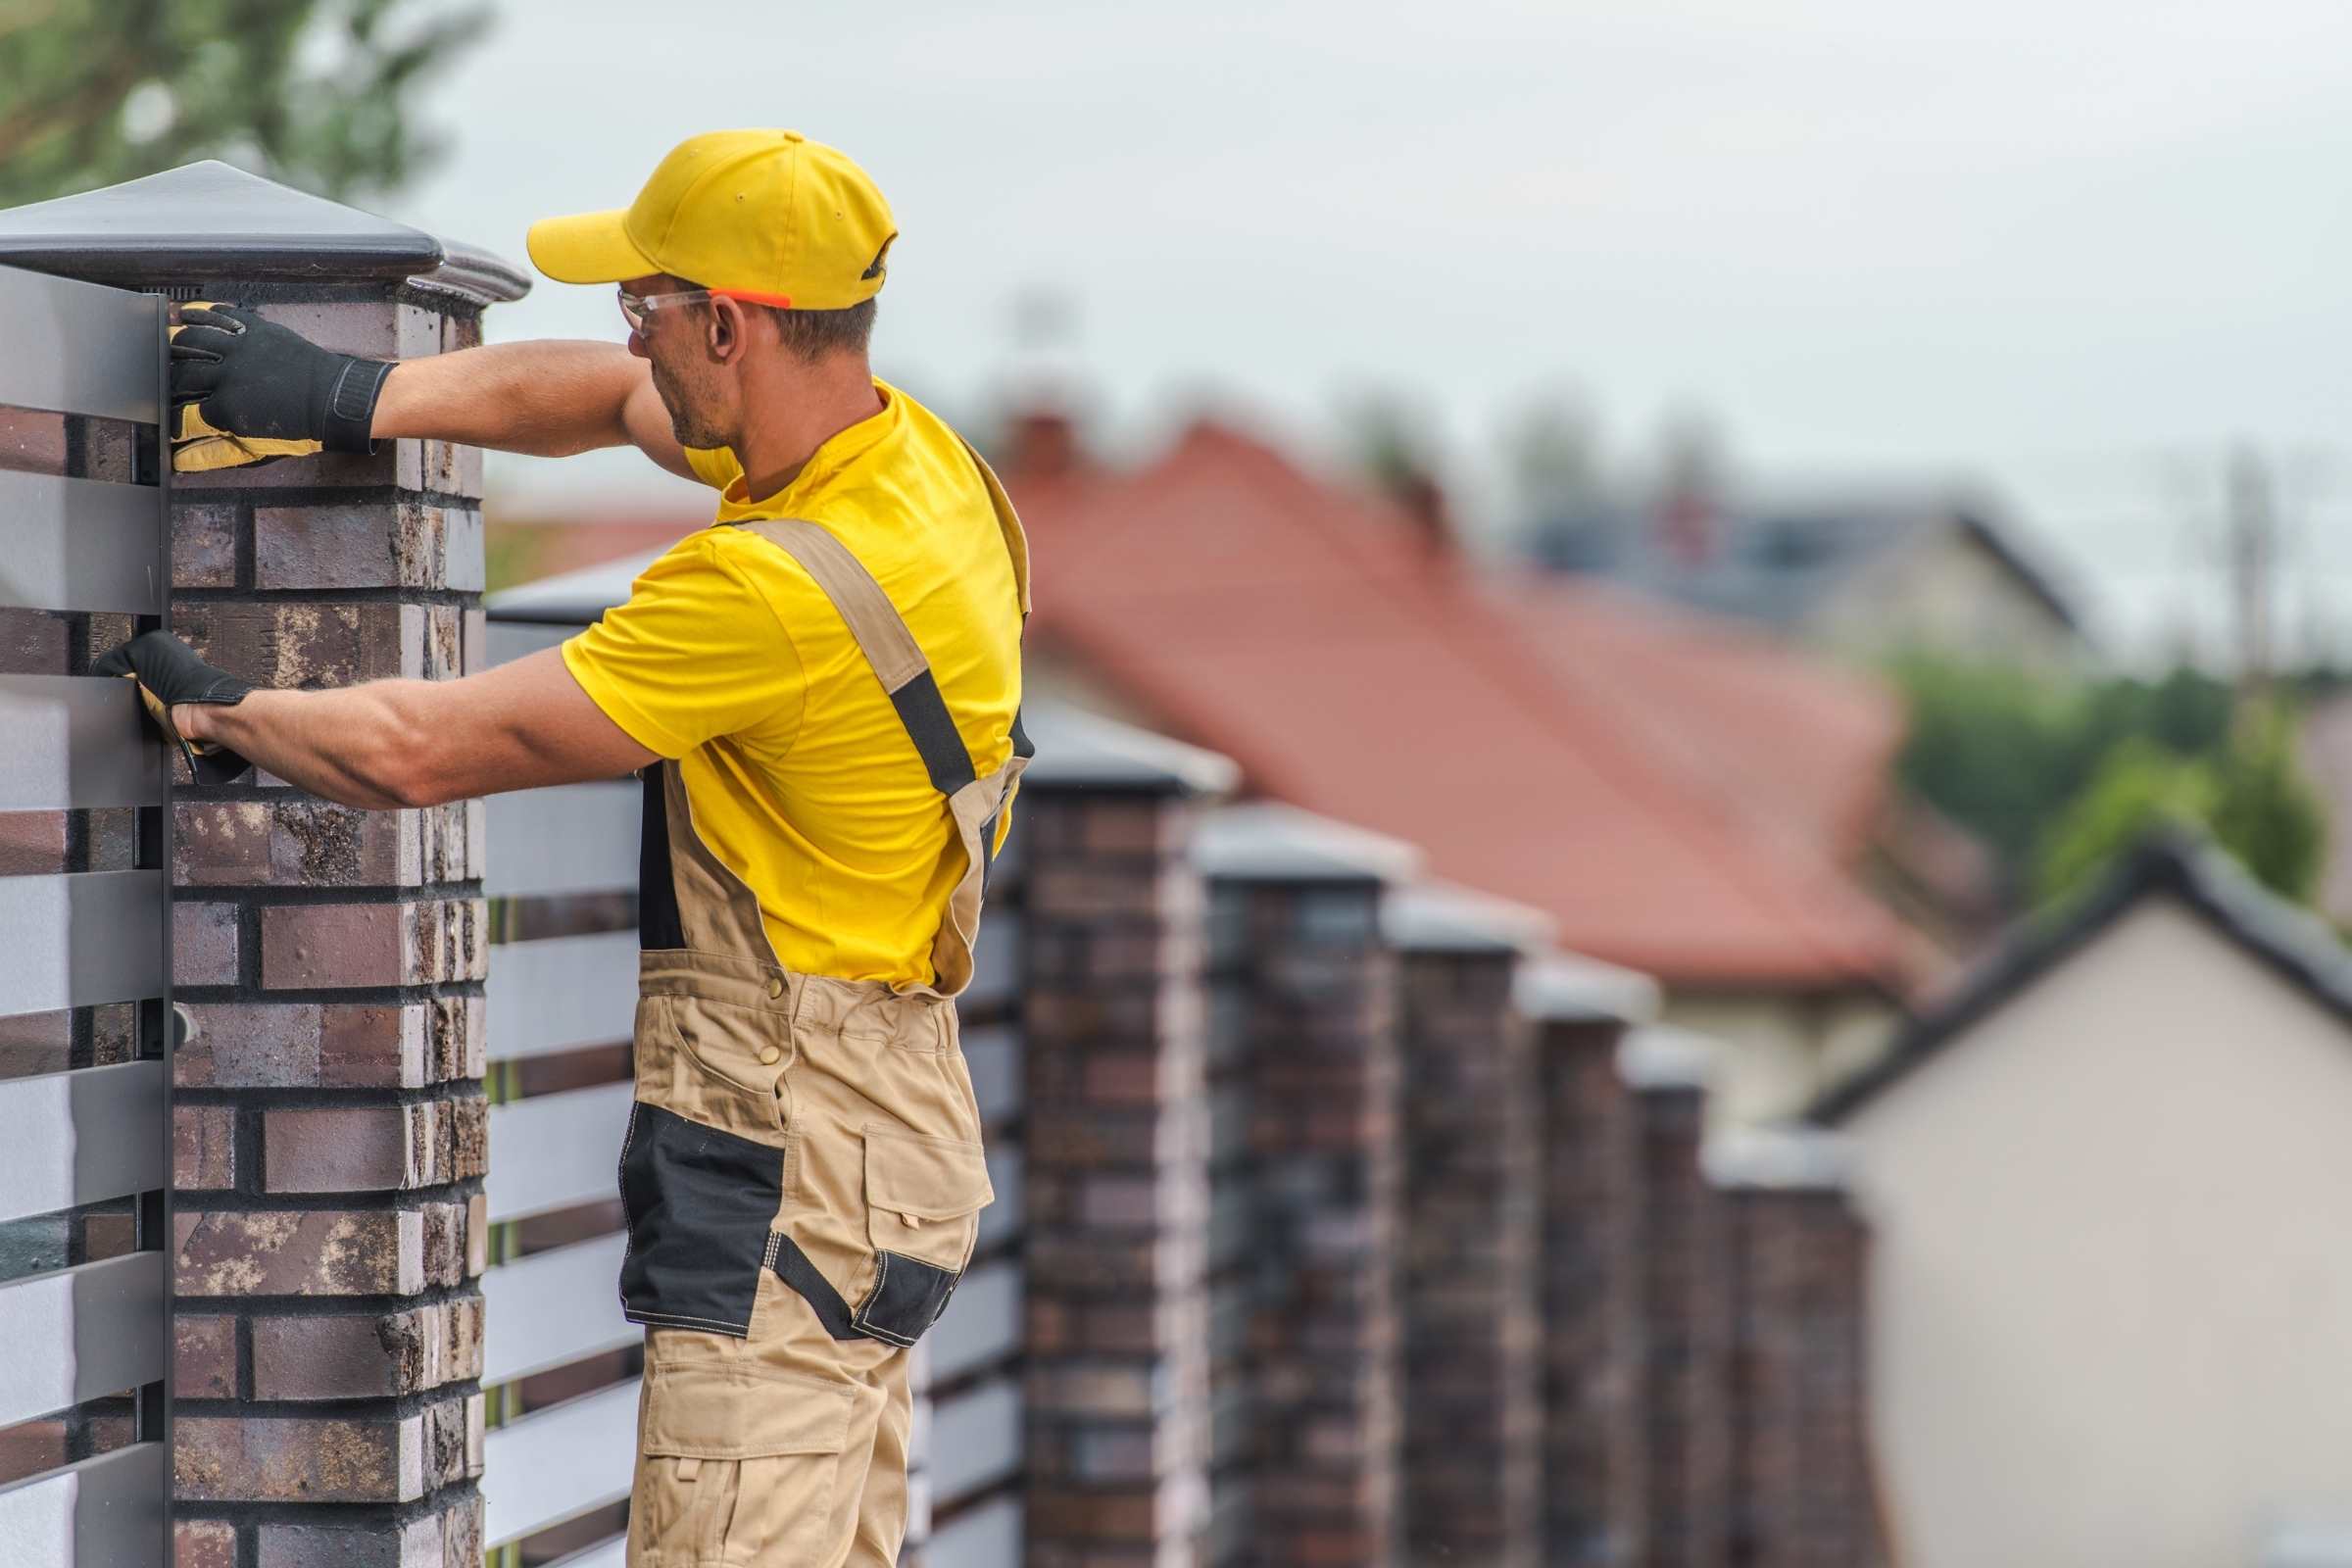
top-left (0, 268), bottom-right (158, 423)
top-left (977, 1146), bottom-right (1022, 1250)
top-left (927, 1494), bottom-right (1020, 1568)
top-left (481, 1233), bottom-right (632, 1387)
top-left (485, 932), bottom-right (638, 1062)
top-left (0, 1061), bottom-right (167, 1226)
top-left (481, 1379), bottom-right (639, 1548)
top-left (0, 474), bottom-right (162, 614)
top-left (963, 1026), bottom-right (1020, 1127)
top-left (542, 1537), bottom-right (628, 1568)
top-left (964, 922), bottom-right (1017, 1011)
top-left (929, 1377), bottom-right (1020, 1504)
top-left (483, 1082), bottom-right (632, 1225)
top-left (485, 619), bottom-right (579, 666)
top-left (484, 784), bottom-right (639, 898)
top-left (0, 1251), bottom-right (167, 1428)
top-left (0, 679), bottom-right (165, 810)
top-left (929, 1259), bottom-right (1019, 1386)
top-left (0, 1440), bottom-right (166, 1568)
top-left (0, 872), bottom-right (168, 1017)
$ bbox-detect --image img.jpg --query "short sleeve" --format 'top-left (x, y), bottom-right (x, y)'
top-left (682, 445), bottom-right (742, 491)
top-left (560, 533), bottom-right (805, 760)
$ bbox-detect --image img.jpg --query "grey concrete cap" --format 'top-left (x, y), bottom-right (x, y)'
top-left (1515, 951), bottom-right (1662, 1026)
top-left (1616, 1023), bottom-right (1718, 1090)
top-left (1701, 1124), bottom-right (1851, 1191)
top-left (1019, 703), bottom-right (1239, 797)
top-left (484, 545), bottom-right (664, 623)
top-left (1193, 802), bottom-right (1421, 885)
top-left (1381, 880), bottom-right (1555, 956)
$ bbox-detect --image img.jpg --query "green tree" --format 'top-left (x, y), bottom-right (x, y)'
top-left (2033, 739), bottom-right (2214, 906)
top-left (2208, 701), bottom-right (2328, 903)
top-left (0, 0), bottom-right (487, 209)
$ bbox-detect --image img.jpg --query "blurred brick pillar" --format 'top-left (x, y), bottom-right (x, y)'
top-left (1613, 1027), bottom-right (1730, 1568)
top-left (1197, 806), bottom-right (1414, 1567)
top-left (0, 161), bottom-right (529, 1566)
top-left (1388, 887), bottom-right (1550, 1568)
top-left (1017, 715), bottom-right (1234, 1566)
top-left (1706, 1128), bottom-right (1884, 1568)
top-left (1523, 956), bottom-right (1662, 1567)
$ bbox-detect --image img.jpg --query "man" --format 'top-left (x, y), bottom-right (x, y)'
top-left (102, 129), bottom-right (1029, 1567)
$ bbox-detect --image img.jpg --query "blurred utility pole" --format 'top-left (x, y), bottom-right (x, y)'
top-left (2226, 443), bottom-right (2276, 704)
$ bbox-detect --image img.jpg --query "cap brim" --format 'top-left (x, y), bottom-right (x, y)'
top-left (524, 208), bottom-right (659, 285)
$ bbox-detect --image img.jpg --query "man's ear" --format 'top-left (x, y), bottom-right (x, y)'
top-left (705, 296), bottom-right (751, 366)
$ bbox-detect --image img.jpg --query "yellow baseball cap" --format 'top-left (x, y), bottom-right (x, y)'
top-left (525, 129), bottom-right (896, 311)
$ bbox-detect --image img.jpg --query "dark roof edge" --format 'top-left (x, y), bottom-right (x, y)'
top-left (1811, 828), bottom-right (2352, 1123)
top-left (1954, 509), bottom-right (2086, 635)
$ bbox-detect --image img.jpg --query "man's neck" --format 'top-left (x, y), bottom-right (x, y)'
top-left (731, 356), bottom-right (886, 504)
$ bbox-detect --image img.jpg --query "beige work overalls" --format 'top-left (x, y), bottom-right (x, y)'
top-left (618, 445), bottom-right (1030, 1568)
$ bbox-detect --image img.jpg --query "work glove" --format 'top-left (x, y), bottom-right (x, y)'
top-left (92, 629), bottom-right (257, 786)
top-left (168, 303), bottom-right (395, 474)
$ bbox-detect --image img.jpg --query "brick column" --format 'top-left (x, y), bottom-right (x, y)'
top-left (1197, 805), bottom-right (1415, 1567)
top-left (1386, 886), bottom-right (1550, 1568)
top-left (1017, 710), bottom-right (1234, 1566)
top-left (0, 161), bottom-right (528, 1566)
top-left (1521, 956), bottom-right (1662, 1567)
top-left (1706, 1128), bottom-right (1883, 1568)
top-left (1614, 1026), bottom-right (1730, 1568)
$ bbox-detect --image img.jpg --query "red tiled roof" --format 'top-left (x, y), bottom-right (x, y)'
top-left (1004, 418), bottom-right (1910, 989)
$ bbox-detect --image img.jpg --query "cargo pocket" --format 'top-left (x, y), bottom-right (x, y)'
top-left (618, 1102), bottom-right (786, 1337)
top-left (633, 1356), bottom-right (852, 1565)
top-left (852, 1124), bottom-right (995, 1348)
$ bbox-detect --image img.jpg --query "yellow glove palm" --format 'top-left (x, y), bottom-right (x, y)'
top-left (170, 400), bottom-right (324, 473)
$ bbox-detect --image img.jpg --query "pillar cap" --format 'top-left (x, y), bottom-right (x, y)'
top-left (1616, 1023), bottom-right (1717, 1090)
top-left (1516, 950), bottom-right (1662, 1026)
top-left (1702, 1124), bottom-right (1852, 1192)
top-left (1193, 802), bottom-right (1421, 885)
top-left (0, 160), bottom-right (528, 303)
top-left (1382, 880), bottom-right (1555, 956)
top-left (1020, 702), bottom-right (1239, 798)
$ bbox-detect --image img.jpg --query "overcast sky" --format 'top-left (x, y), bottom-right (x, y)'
top-left (392, 0), bottom-right (2352, 663)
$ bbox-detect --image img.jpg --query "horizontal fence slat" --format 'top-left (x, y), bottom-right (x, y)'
top-left (0, 678), bottom-right (164, 810)
top-left (0, 871), bottom-right (168, 1017)
top-left (0, 1440), bottom-right (165, 1565)
top-left (963, 924), bottom-right (1017, 1012)
top-left (484, 784), bottom-right (638, 898)
top-left (0, 268), bottom-right (158, 423)
top-left (0, 1060), bottom-right (166, 1226)
top-left (486, 932), bottom-right (639, 1061)
top-left (0, 473), bottom-right (161, 614)
top-left (0, 1250), bottom-right (167, 1429)
top-left (543, 1536), bottom-right (627, 1568)
top-left (928, 1494), bottom-right (1021, 1568)
top-left (482, 1379), bottom-right (639, 1548)
top-left (485, 620), bottom-right (577, 667)
top-left (480, 1233), bottom-right (632, 1387)
top-left (964, 1026), bottom-right (1020, 1127)
top-left (484, 1082), bottom-right (632, 1225)
top-left (929, 1259), bottom-right (1019, 1386)
top-left (930, 1376), bottom-right (1021, 1506)
top-left (978, 1146), bottom-right (1021, 1250)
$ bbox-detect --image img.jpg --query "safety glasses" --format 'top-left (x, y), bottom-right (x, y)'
top-left (616, 285), bottom-right (715, 330)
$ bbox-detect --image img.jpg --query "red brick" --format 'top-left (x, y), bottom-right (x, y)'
top-left (241, 300), bottom-right (441, 362)
top-left (174, 1518), bottom-right (237, 1568)
top-left (254, 1492), bottom-right (480, 1568)
top-left (270, 799), bottom-right (410, 885)
top-left (172, 503), bottom-right (241, 589)
top-left (175, 1315), bottom-right (241, 1399)
top-left (174, 1412), bottom-right (423, 1502)
top-left (176, 1000), bottom-right (424, 1088)
top-left (255, 502), bottom-right (481, 592)
top-left (174, 1208), bottom-right (423, 1297)
top-left (170, 599), bottom-right (425, 690)
top-left (0, 810), bottom-right (69, 874)
top-left (174, 902), bottom-right (240, 987)
top-left (173, 443), bottom-right (403, 493)
top-left (260, 899), bottom-right (485, 990)
top-left (174, 801), bottom-right (273, 885)
top-left (251, 1299), bottom-right (480, 1399)
top-left (173, 1103), bottom-right (238, 1190)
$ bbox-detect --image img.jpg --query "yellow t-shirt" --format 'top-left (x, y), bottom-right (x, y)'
top-left (560, 379), bottom-right (1025, 987)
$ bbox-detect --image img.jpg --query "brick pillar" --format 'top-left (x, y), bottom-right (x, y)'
top-left (0, 161), bottom-right (528, 1566)
top-left (1706, 1128), bottom-right (1883, 1568)
top-left (1614, 1027), bottom-right (1730, 1568)
top-left (1017, 710), bottom-right (1234, 1566)
top-left (1522, 956), bottom-right (1663, 1567)
top-left (1197, 805), bottom-right (1415, 1567)
top-left (1387, 886), bottom-right (1550, 1568)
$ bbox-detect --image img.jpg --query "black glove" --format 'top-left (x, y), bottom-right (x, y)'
top-left (169, 303), bottom-right (395, 466)
top-left (93, 630), bottom-right (258, 787)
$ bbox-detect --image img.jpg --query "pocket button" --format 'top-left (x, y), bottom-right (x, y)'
top-left (758, 1045), bottom-right (782, 1065)
top-left (765, 975), bottom-right (784, 1000)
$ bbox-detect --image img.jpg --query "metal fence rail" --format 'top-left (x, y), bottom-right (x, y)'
top-left (0, 262), bottom-right (173, 1567)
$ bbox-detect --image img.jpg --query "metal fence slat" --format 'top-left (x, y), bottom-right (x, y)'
top-left (0, 1441), bottom-right (167, 1566)
top-left (928, 1259), bottom-right (1020, 1386)
top-left (0, 678), bottom-right (165, 810)
top-left (0, 268), bottom-right (160, 423)
top-left (0, 1251), bottom-right (168, 1429)
top-left (963, 924), bottom-right (1017, 1011)
top-left (542, 1537), bottom-right (628, 1568)
top-left (484, 784), bottom-right (639, 898)
top-left (481, 1379), bottom-right (640, 1548)
top-left (485, 932), bottom-right (640, 1062)
top-left (962, 1025), bottom-right (1020, 1127)
top-left (0, 871), bottom-right (168, 1017)
top-left (927, 1494), bottom-right (1021, 1568)
top-left (928, 1377), bottom-right (1022, 1507)
top-left (484, 620), bottom-right (577, 667)
top-left (977, 1146), bottom-right (1022, 1250)
top-left (479, 1233), bottom-right (631, 1387)
top-left (483, 1082), bottom-right (633, 1225)
top-left (0, 473), bottom-right (163, 614)
top-left (0, 1060), bottom-right (167, 1225)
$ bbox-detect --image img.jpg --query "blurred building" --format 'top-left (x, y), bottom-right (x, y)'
top-left (1526, 487), bottom-right (2090, 672)
top-left (1814, 833), bottom-right (2352, 1567)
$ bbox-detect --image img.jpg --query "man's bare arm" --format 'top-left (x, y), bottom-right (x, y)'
top-left (369, 340), bottom-right (693, 478)
top-left (174, 647), bottom-right (661, 808)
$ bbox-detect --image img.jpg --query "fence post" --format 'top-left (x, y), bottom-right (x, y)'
top-left (0, 161), bottom-right (526, 1566)
top-left (1016, 711), bottom-right (1235, 1566)
top-left (1520, 955), bottom-right (1663, 1567)
top-left (1195, 805), bottom-right (1417, 1566)
top-left (1385, 885), bottom-right (1552, 1568)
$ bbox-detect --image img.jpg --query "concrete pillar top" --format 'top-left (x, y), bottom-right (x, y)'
top-left (1382, 879), bottom-right (1555, 956)
top-left (1516, 950), bottom-right (1661, 1026)
top-left (1193, 800), bottom-right (1421, 885)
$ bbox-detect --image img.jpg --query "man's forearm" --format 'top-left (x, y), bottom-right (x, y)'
top-left (369, 340), bottom-right (644, 457)
top-left (177, 685), bottom-right (432, 809)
